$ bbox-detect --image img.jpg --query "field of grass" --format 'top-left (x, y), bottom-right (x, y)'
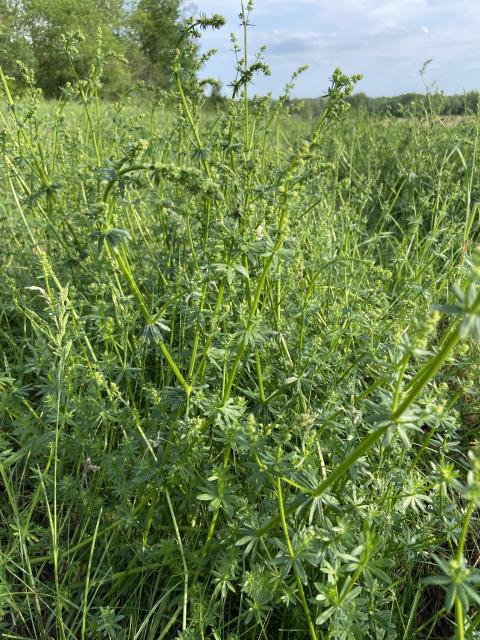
top-left (1, 17), bottom-right (480, 640)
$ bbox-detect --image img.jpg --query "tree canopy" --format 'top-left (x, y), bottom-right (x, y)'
top-left (0, 0), bottom-right (190, 96)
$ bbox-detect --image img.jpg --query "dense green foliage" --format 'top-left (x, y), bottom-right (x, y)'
top-left (0, 0), bottom-right (190, 96)
top-left (1, 9), bottom-right (480, 640)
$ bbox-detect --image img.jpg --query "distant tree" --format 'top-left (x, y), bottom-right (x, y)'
top-left (349, 91), bottom-right (367, 111)
top-left (21, 0), bottom-right (128, 96)
top-left (465, 91), bottom-right (480, 114)
top-left (0, 0), bottom-right (35, 87)
top-left (0, 0), bottom-right (195, 96)
top-left (129, 0), bottom-right (192, 87)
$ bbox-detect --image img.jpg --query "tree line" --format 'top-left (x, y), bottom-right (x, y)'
top-left (291, 91), bottom-right (480, 119)
top-left (0, 0), bottom-right (192, 96)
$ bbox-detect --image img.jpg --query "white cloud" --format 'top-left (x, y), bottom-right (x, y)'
top-left (193, 0), bottom-right (480, 96)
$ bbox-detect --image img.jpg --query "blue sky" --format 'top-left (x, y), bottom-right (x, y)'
top-left (190, 0), bottom-right (480, 97)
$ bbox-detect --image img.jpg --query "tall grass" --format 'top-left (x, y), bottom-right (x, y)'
top-left (0, 9), bottom-right (480, 639)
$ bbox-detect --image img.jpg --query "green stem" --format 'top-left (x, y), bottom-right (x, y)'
top-left (102, 163), bottom-right (156, 203)
top-left (455, 596), bottom-right (465, 640)
top-left (65, 51), bottom-right (101, 165)
top-left (241, 1), bottom-right (250, 158)
top-left (0, 65), bottom-right (14, 105)
top-left (454, 497), bottom-right (476, 639)
top-left (173, 70), bottom-right (211, 179)
top-left (276, 450), bottom-right (318, 640)
top-left (255, 351), bottom-right (266, 402)
top-left (457, 501), bottom-right (475, 561)
top-left (113, 249), bottom-right (191, 395)
top-left (165, 488), bottom-right (188, 631)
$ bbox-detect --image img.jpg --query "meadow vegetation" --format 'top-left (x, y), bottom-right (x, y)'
top-left (0, 6), bottom-right (480, 640)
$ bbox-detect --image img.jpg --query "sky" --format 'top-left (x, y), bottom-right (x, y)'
top-left (190, 0), bottom-right (480, 98)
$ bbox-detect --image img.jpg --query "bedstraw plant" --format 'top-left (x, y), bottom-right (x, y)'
top-left (0, 3), bottom-right (479, 638)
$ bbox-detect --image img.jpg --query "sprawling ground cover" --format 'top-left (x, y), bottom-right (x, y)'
top-left (1, 21), bottom-right (480, 640)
